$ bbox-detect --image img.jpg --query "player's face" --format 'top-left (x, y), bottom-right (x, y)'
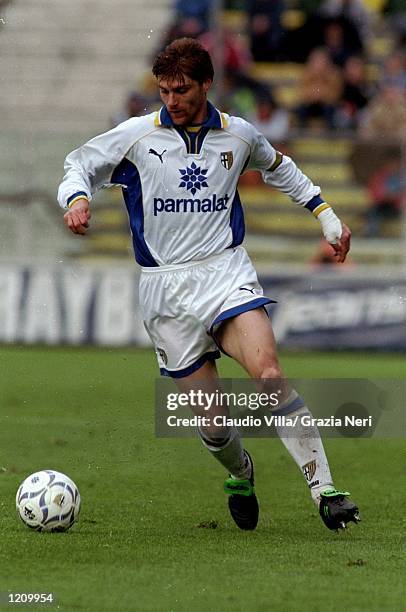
top-left (158, 76), bottom-right (212, 126)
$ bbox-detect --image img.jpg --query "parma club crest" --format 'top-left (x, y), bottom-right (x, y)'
top-left (220, 151), bottom-right (233, 170)
top-left (302, 460), bottom-right (317, 482)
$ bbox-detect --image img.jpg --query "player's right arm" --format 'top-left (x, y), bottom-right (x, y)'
top-left (57, 117), bottom-right (140, 234)
top-left (64, 198), bottom-right (91, 235)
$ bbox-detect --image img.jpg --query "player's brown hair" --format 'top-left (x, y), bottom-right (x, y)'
top-left (152, 38), bottom-right (214, 84)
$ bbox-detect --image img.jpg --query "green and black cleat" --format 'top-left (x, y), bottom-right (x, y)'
top-left (224, 451), bottom-right (259, 530)
top-left (319, 490), bottom-right (361, 531)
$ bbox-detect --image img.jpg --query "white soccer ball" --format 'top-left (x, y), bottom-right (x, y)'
top-left (16, 470), bottom-right (81, 532)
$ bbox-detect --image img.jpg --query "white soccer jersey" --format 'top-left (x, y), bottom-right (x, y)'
top-left (58, 102), bottom-right (324, 266)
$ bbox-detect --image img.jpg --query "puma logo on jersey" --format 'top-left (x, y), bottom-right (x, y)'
top-left (149, 148), bottom-right (166, 163)
top-left (239, 287), bottom-right (255, 294)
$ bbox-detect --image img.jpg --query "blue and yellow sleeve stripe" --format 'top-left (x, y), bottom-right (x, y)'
top-left (304, 195), bottom-right (331, 218)
top-left (67, 191), bottom-right (89, 209)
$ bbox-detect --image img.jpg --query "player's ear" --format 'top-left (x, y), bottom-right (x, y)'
top-left (203, 79), bottom-right (212, 95)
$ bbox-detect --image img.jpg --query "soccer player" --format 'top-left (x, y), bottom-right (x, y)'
top-left (58, 38), bottom-right (360, 532)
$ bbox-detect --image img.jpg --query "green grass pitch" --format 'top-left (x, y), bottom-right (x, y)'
top-left (0, 346), bottom-right (405, 611)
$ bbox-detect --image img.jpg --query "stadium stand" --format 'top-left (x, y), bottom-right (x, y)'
top-left (0, 0), bottom-right (171, 258)
top-left (0, 0), bottom-right (170, 133)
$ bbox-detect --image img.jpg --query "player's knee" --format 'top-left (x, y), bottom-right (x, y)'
top-left (257, 363), bottom-right (283, 380)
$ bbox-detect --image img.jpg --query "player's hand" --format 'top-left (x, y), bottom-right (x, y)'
top-left (330, 222), bottom-right (351, 263)
top-left (64, 199), bottom-right (91, 235)
top-left (318, 208), bottom-right (351, 263)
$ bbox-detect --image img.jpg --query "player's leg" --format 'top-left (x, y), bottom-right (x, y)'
top-left (217, 309), bottom-right (334, 504)
top-left (175, 360), bottom-right (251, 481)
top-left (175, 360), bottom-right (258, 530)
top-left (217, 308), bottom-right (360, 530)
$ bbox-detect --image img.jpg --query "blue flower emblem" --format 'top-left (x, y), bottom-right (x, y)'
top-left (178, 162), bottom-right (208, 196)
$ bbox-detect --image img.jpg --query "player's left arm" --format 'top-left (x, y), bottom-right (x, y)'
top-left (248, 130), bottom-right (351, 262)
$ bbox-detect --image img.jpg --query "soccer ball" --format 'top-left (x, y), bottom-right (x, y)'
top-left (16, 470), bottom-right (81, 532)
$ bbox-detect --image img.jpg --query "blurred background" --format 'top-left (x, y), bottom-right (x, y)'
top-left (0, 0), bottom-right (405, 350)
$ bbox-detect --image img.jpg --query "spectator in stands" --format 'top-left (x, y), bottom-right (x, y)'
top-left (335, 55), bottom-right (371, 129)
top-left (199, 26), bottom-right (271, 120)
top-left (111, 91), bottom-right (148, 127)
top-left (358, 84), bottom-right (406, 141)
top-left (320, 0), bottom-right (372, 43)
top-left (380, 50), bottom-right (406, 91)
top-left (249, 93), bottom-right (290, 146)
top-left (156, 17), bottom-right (206, 55)
top-left (199, 26), bottom-right (251, 74)
top-left (174, 0), bottom-right (212, 32)
top-left (322, 17), bottom-right (363, 67)
top-left (283, 2), bottom-right (325, 62)
top-left (285, 1), bottom-right (365, 63)
top-left (364, 155), bottom-right (403, 237)
top-left (247, 0), bottom-right (286, 61)
top-left (296, 47), bottom-right (343, 130)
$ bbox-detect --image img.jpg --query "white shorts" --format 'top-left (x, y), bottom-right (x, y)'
top-left (139, 246), bottom-right (274, 378)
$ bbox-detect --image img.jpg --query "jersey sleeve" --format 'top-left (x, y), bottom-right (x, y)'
top-left (248, 128), bottom-right (321, 206)
top-left (57, 118), bottom-right (140, 210)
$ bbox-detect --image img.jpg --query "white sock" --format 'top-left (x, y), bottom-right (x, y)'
top-left (274, 392), bottom-right (335, 506)
top-left (198, 426), bottom-right (251, 480)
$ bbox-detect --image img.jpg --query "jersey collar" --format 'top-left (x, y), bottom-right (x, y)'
top-left (155, 101), bottom-right (227, 129)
